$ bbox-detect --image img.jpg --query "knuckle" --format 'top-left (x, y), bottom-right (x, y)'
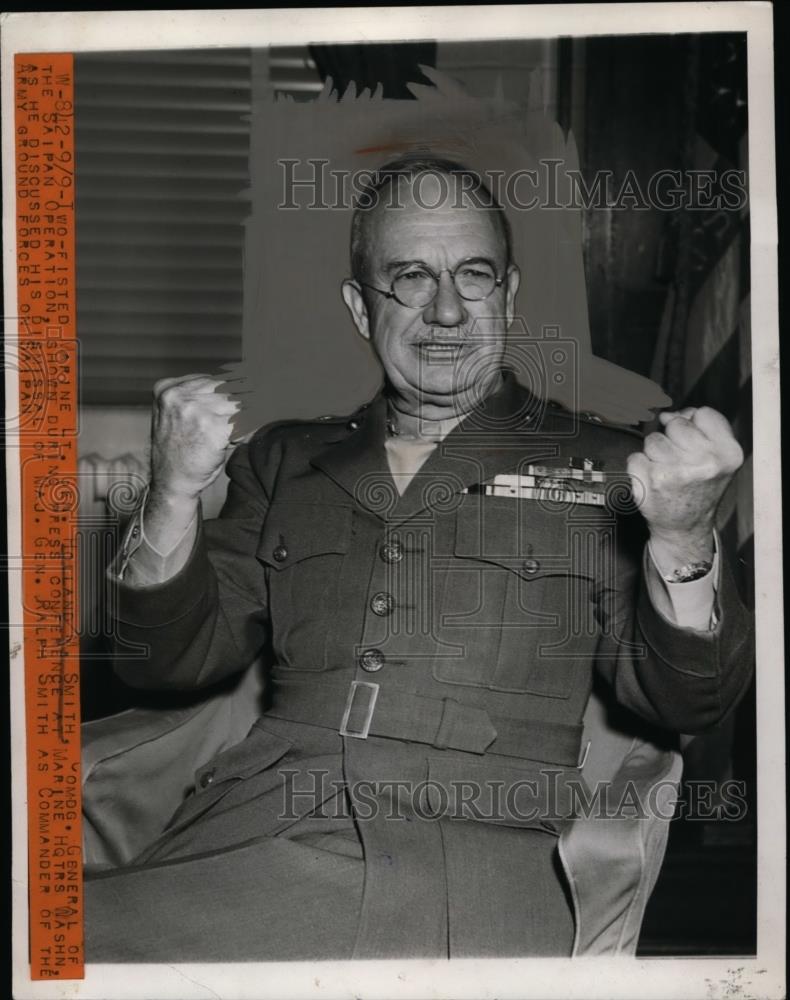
top-left (663, 424), bottom-right (683, 443)
top-left (651, 465), bottom-right (670, 485)
top-left (160, 384), bottom-right (183, 405)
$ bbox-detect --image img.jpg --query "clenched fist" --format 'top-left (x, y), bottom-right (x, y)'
top-left (150, 374), bottom-right (240, 502)
top-left (627, 406), bottom-right (744, 568)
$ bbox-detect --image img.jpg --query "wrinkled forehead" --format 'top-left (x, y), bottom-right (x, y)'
top-left (366, 172), bottom-right (506, 261)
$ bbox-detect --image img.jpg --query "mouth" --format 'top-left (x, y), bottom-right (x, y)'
top-left (416, 341), bottom-right (467, 363)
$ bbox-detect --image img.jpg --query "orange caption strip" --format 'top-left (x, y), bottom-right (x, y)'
top-left (15, 53), bottom-right (83, 979)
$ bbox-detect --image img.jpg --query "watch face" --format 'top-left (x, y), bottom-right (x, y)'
top-left (669, 562), bottom-right (713, 583)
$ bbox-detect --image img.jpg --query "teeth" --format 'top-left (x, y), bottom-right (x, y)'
top-left (420, 345), bottom-right (461, 365)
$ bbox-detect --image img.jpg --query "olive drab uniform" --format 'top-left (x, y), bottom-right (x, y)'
top-left (85, 371), bottom-right (754, 961)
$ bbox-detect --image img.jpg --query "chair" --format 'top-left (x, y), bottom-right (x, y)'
top-left (558, 689), bottom-right (683, 955)
top-left (82, 664), bottom-right (263, 870)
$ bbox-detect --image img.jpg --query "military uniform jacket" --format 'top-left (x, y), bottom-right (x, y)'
top-left (113, 371), bottom-right (754, 957)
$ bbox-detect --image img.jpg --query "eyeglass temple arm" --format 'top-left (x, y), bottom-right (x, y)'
top-left (358, 282), bottom-right (396, 299)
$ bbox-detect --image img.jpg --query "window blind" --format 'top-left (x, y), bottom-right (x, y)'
top-left (75, 49), bottom-right (253, 405)
top-left (74, 47), bottom-right (328, 405)
top-left (269, 47), bottom-right (324, 99)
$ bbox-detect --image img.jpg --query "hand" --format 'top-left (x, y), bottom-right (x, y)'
top-left (150, 374), bottom-right (239, 503)
top-left (627, 407), bottom-right (744, 565)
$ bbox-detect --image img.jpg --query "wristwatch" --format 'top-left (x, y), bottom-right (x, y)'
top-left (665, 561), bottom-right (713, 583)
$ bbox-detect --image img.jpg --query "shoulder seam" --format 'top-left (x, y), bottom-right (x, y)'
top-left (545, 402), bottom-right (643, 437)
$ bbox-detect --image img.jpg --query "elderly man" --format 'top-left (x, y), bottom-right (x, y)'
top-left (85, 155), bottom-right (753, 961)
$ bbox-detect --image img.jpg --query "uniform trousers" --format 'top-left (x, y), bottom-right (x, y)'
top-left (84, 717), bottom-right (575, 961)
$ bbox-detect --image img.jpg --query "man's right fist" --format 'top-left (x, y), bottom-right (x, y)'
top-left (150, 374), bottom-right (240, 501)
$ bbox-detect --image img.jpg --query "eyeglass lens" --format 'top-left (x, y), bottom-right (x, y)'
top-left (392, 263), bottom-right (497, 307)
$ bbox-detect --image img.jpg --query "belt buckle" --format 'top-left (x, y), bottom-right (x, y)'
top-left (339, 680), bottom-right (379, 739)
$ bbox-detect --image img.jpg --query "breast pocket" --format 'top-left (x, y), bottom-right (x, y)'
top-left (434, 497), bottom-right (606, 698)
top-left (257, 503), bottom-right (352, 671)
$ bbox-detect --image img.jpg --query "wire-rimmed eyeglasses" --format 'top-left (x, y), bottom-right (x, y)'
top-left (358, 259), bottom-right (505, 309)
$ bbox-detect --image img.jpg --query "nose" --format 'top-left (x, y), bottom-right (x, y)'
top-left (421, 271), bottom-right (467, 328)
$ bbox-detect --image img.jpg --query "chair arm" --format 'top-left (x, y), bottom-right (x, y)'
top-left (82, 664), bottom-right (262, 870)
top-left (557, 687), bottom-right (683, 956)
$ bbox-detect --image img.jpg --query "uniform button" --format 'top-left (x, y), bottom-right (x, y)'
top-left (380, 541), bottom-right (403, 563)
top-left (199, 770), bottom-right (215, 788)
top-left (272, 545), bottom-right (288, 562)
top-left (359, 648), bottom-right (385, 672)
top-left (370, 592), bottom-right (395, 616)
top-left (522, 557), bottom-right (540, 575)
top-left (131, 525), bottom-right (140, 538)
top-left (347, 419), bottom-right (360, 431)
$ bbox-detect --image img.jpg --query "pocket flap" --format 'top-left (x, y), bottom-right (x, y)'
top-left (194, 722), bottom-right (293, 787)
top-left (453, 499), bottom-right (598, 580)
top-left (257, 503), bottom-right (352, 569)
top-left (427, 754), bottom-right (577, 833)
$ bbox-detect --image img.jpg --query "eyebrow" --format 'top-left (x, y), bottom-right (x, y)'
top-left (381, 255), bottom-right (498, 276)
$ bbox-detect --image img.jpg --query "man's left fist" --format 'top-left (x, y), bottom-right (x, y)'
top-left (626, 406), bottom-right (744, 558)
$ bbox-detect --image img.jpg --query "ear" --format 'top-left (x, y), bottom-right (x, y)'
top-left (342, 279), bottom-right (371, 341)
top-left (505, 264), bottom-right (521, 327)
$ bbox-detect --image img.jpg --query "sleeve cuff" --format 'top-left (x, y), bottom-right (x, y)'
top-left (637, 565), bottom-right (720, 677)
top-left (645, 532), bottom-right (720, 631)
top-left (109, 514), bottom-right (213, 627)
top-left (107, 490), bottom-right (212, 626)
top-left (111, 487), bottom-right (199, 586)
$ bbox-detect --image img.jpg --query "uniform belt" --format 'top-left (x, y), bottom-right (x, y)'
top-left (266, 677), bottom-right (583, 768)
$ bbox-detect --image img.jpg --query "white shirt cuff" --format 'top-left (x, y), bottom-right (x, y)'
top-left (111, 488), bottom-right (199, 586)
top-left (645, 533), bottom-right (720, 631)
